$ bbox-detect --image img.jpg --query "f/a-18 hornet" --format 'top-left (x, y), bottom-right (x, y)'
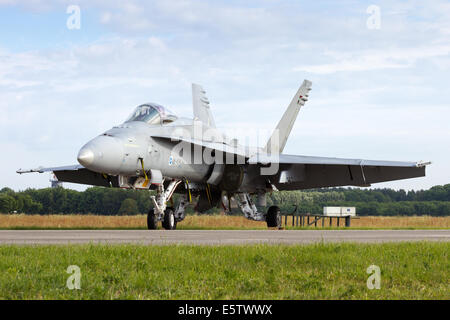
top-left (18, 80), bottom-right (430, 229)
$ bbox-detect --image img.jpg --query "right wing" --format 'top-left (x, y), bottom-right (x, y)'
top-left (192, 83), bottom-right (216, 128)
top-left (17, 165), bottom-right (119, 187)
top-left (249, 153), bottom-right (430, 190)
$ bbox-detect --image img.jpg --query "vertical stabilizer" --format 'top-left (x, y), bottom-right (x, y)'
top-left (192, 83), bottom-right (216, 128)
top-left (264, 80), bottom-right (312, 154)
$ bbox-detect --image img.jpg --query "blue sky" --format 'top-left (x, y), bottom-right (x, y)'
top-left (1, 0), bottom-right (449, 191)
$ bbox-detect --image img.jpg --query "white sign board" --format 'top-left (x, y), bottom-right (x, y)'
top-left (323, 207), bottom-right (356, 217)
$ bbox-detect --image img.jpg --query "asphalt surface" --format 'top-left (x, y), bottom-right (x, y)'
top-left (0, 229), bottom-right (448, 245)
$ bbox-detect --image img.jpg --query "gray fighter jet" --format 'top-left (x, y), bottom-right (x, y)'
top-left (17, 80), bottom-right (430, 229)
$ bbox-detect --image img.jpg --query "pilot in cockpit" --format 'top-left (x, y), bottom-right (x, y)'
top-left (125, 103), bottom-right (177, 125)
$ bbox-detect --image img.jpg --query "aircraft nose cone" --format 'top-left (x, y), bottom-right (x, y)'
top-left (77, 148), bottom-right (95, 166)
top-left (76, 135), bottom-right (125, 174)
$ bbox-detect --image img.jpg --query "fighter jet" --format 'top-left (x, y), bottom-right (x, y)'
top-left (17, 80), bottom-right (430, 229)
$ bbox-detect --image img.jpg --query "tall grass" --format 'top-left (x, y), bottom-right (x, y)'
top-left (0, 214), bottom-right (449, 229)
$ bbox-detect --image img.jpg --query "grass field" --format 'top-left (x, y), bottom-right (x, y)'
top-left (0, 242), bottom-right (448, 299)
top-left (0, 214), bottom-right (449, 229)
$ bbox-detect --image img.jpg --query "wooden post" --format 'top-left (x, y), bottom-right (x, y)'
top-left (322, 217), bottom-right (324, 227)
top-left (345, 216), bottom-right (351, 227)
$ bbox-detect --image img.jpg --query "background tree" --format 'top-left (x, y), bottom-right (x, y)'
top-left (118, 198), bottom-right (139, 215)
top-left (1, 184), bottom-right (448, 216)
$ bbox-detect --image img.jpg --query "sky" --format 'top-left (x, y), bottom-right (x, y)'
top-left (0, 0), bottom-right (449, 191)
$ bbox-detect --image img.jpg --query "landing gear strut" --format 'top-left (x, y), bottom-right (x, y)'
top-left (235, 193), bottom-right (266, 222)
top-left (233, 193), bottom-right (282, 229)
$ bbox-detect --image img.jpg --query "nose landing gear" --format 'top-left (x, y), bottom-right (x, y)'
top-left (162, 208), bottom-right (177, 230)
top-left (147, 208), bottom-right (158, 230)
top-left (147, 179), bottom-right (187, 230)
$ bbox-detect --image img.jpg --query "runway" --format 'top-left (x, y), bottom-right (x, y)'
top-left (0, 229), bottom-right (448, 245)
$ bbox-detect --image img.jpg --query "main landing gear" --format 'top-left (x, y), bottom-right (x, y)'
top-left (147, 179), bottom-right (187, 230)
top-left (234, 193), bottom-right (282, 229)
top-left (266, 206), bottom-right (281, 228)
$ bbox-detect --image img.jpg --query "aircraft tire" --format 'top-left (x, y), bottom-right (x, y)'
top-left (266, 206), bottom-right (281, 228)
top-left (162, 208), bottom-right (177, 230)
top-left (147, 208), bottom-right (158, 230)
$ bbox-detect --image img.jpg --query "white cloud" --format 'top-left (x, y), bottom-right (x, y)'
top-left (294, 44), bottom-right (450, 74)
top-left (1, 0), bottom-right (450, 191)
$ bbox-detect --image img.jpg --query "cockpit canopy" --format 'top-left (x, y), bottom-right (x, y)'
top-left (125, 103), bottom-right (178, 125)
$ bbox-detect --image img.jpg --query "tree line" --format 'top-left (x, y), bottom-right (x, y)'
top-left (0, 184), bottom-right (449, 216)
top-left (267, 185), bottom-right (450, 216)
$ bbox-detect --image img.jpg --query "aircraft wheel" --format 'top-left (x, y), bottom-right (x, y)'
top-left (162, 208), bottom-right (177, 230)
top-left (266, 206), bottom-right (281, 228)
top-left (147, 208), bottom-right (158, 230)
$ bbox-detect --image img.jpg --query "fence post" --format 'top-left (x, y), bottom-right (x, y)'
top-left (345, 216), bottom-right (351, 227)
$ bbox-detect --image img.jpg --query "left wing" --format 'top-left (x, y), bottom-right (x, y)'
top-left (249, 154), bottom-right (430, 190)
top-left (17, 165), bottom-right (119, 187)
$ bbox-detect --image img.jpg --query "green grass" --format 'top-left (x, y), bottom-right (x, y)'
top-left (0, 242), bottom-right (448, 299)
